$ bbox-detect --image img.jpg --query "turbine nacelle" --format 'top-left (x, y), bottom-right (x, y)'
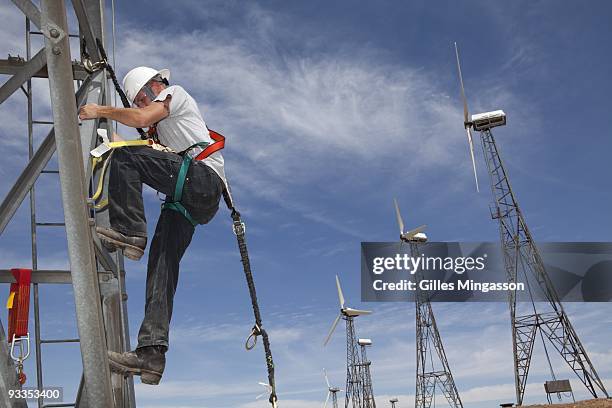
top-left (342, 307), bottom-right (372, 317)
top-left (358, 338), bottom-right (372, 346)
top-left (400, 231), bottom-right (427, 243)
top-left (471, 110), bottom-right (507, 131)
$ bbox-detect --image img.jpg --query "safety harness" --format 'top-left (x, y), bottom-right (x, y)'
top-left (89, 138), bottom-right (153, 210)
top-left (83, 38), bottom-right (278, 407)
top-left (161, 129), bottom-right (225, 226)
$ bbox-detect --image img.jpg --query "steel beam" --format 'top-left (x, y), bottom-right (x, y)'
top-left (118, 255), bottom-right (136, 408)
top-left (11, 0), bottom-right (66, 44)
top-left (83, 0), bottom-right (105, 42)
top-left (0, 269), bottom-right (71, 284)
top-left (0, 74), bottom-right (95, 236)
top-left (78, 70), bottom-right (104, 184)
top-left (0, 49), bottom-right (46, 104)
top-left (10, 0), bottom-right (42, 29)
top-left (74, 3), bottom-right (136, 404)
top-left (0, 130), bottom-right (55, 235)
top-left (0, 268), bottom-right (110, 285)
top-left (71, 0), bottom-right (100, 62)
top-left (75, 373), bottom-right (88, 408)
top-left (0, 320), bottom-right (28, 408)
top-left (99, 278), bottom-right (125, 407)
top-left (40, 0), bottom-right (113, 406)
top-left (92, 237), bottom-right (118, 277)
top-left (0, 59), bottom-right (88, 81)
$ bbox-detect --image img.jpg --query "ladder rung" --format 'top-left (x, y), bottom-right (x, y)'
top-left (41, 170), bottom-right (60, 174)
top-left (41, 338), bottom-right (80, 344)
top-left (32, 120), bottom-right (54, 125)
top-left (30, 31), bottom-right (80, 38)
top-left (36, 222), bottom-right (65, 227)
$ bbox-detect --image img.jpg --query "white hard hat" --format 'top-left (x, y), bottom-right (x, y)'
top-left (122, 66), bottom-right (170, 105)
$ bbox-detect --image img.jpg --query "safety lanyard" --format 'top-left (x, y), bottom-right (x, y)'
top-left (162, 129), bottom-right (225, 226)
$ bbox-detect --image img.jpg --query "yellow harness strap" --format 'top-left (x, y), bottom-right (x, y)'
top-left (90, 139), bottom-right (153, 209)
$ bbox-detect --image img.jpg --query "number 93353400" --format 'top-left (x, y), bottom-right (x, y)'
top-left (9, 387), bottom-right (63, 401)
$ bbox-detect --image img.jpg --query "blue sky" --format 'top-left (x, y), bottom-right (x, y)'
top-left (1, 1), bottom-right (612, 407)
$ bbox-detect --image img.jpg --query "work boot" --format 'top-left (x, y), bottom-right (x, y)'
top-left (96, 227), bottom-right (147, 261)
top-left (108, 346), bottom-right (166, 385)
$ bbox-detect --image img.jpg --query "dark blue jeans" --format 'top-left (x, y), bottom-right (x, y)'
top-left (108, 146), bottom-right (223, 350)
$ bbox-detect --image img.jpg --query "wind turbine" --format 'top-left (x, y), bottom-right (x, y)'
top-left (256, 382), bottom-right (273, 401)
top-left (394, 198), bottom-right (427, 243)
top-left (323, 368), bottom-right (342, 408)
top-left (393, 199), bottom-right (463, 408)
top-left (323, 275), bottom-right (372, 346)
top-left (453, 42), bottom-right (608, 405)
top-left (323, 275), bottom-right (372, 408)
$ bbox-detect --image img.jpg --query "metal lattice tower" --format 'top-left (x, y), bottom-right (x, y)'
top-left (454, 42), bottom-right (608, 405)
top-left (344, 316), bottom-right (365, 408)
top-left (479, 128), bottom-right (609, 404)
top-left (412, 241), bottom-right (463, 408)
top-left (333, 391), bottom-right (340, 408)
top-left (330, 389), bottom-right (340, 408)
top-left (358, 339), bottom-right (376, 408)
top-left (324, 276), bottom-right (372, 408)
top-left (393, 201), bottom-right (462, 408)
top-left (1, 1), bottom-right (137, 407)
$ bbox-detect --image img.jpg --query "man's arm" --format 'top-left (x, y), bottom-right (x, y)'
top-left (79, 101), bottom-right (168, 128)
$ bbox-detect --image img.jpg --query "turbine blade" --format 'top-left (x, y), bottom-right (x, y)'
top-left (393, 198), bottom-right (405, 235)
top-left (454, 42), bottom-right (469, 124)
top-left (335, 275), bottom-right (345, 309)
top-left (324, 391), bottom-right (331, 408)
top-left (324, 368), bottom-right (331, 388)
top-left (406, 225), bottom-right (426, 238)
top-left (466, 127), bottom-right (480, 192)
top-left (323, 313), bottom-right (342, 346)
top-left (256, 382), bottom-right (271, 399)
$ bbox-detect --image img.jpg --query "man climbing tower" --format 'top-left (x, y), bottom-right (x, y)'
top-left (79, 66), bottom-right (227, 385)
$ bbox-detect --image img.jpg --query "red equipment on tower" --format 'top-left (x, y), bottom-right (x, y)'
top-left (6, 268), bottom-right (32, 384)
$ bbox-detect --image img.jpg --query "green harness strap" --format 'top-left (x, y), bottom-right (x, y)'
top-left (161, 142), bottom-right (209, 226)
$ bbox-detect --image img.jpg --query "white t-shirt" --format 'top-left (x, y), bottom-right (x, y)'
top-left (154, 85), bottom-right (228, 189)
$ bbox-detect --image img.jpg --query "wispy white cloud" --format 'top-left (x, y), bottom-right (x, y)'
top-left (109, 5), bottom-right (483, 237)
